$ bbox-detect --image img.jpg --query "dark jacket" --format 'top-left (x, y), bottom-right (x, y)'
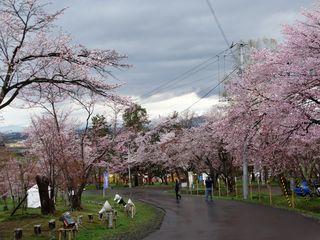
top-left (205, 179), bottom-right (213, 189)
top-left (175, 182), bottom-right (180, 192)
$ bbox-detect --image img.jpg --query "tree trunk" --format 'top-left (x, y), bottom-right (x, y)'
top-left (70, 186), bottom-right (85, 210)
top-left (134, 174), bottom-right (139, 187)
top-left (164, 175), bottom-right (168, 185)
top-left (93, 169), bottom-right (99, 190)
top-left (175, 169), bottom-right (181, 181)
top-left (148, 173), bottom-right (153, 185)
top-left (209, 170), bottom-right (219, 189)
top-left (185, 171), bottom-right (190, 187)
top-left (70, 193), bottom-right (82, 210)
top-left (98, 168), bottom-right (103, 189)
top-left (35, 175), bottom-right (55, 215)
top-left (226, 176), bottom-right (235, 193)
top-left (160, 177), bottom-right (164, 184)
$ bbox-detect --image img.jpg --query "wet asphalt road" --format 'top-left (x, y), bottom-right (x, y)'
top-left (93, 189), bottom-right (320, 240)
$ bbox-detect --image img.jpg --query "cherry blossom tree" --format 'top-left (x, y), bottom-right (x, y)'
top-left (0, 0), bottom-right (132, 213)
top-left (217, 2), bottom-right (320, 187)
top-left (0, 146), bottom-right (38, 209)
top-left (0, 0), bottom-right (128, 111)
top-left (26, 91), bottom-right (117, 211)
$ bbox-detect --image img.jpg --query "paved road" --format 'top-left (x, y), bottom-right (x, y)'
top-left (115, 188), bottom-right (320, 240)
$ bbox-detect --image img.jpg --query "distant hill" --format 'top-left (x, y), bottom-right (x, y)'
top-left (1, 132), bottom-right (27, 143)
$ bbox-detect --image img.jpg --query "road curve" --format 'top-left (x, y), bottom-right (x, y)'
top-left (118, 188), bottom-right (320, 240)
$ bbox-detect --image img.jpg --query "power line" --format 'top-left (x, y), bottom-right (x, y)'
top-left (138, 47), bottom-right (232, 102)
top-left (152, 51), bottom-right (235, 93)
top-left (181, 66), bottom-right (238, 113)
top-left (165, 71), bottom-right (221, 91)
top-left (141, 58), bottom-right (219, 100)
top-left (145, 66), bottom-right (238, 128)
top-left (205, 0), bottom-right (230, 48)
top-left (151, 50), bottom-right (236, 94)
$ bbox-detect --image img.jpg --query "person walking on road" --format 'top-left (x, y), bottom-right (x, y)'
top-left (175, 179), bottom-right (182, 201)
top-left (205, 177), bottom-right (213, 201)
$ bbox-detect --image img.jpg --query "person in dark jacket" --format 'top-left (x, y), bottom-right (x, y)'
top-left (175, 179), bottom-right (182, 200)
top-left (205, 177), bottom-right (213, 201)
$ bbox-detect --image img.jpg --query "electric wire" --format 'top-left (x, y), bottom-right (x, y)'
top-left (138, 47), bottom-right (233, 102)
top-left (205, 0), bottom-right (230, 48)
top-left (181, 66), bottom-right (238, 113)
top-left (166, 71), bottom-right (221, 91)
top-left (147, 50), bottom-right (234, 96)
top-left (205, 0), bottom-right (237, 60)
top-left (140, 58), bottom-right (219, 102)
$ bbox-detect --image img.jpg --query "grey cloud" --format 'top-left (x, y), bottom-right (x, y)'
top-left (2, 0), bottom-right (315, 130)
top-left (50, 0), bottom-right (313, 100)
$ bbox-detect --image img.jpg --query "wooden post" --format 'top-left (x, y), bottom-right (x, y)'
top-left (249, 177), bottom-right (253, 200)
top-left (226, 178), bottom-right (229, 197)
top-left (218, 178), bottom-right (221, 197)
top-left (268, 182), bottom-right (272, 206)
top-left (196, 180), bottom-right (199, 196)
top-left (34, 225), bottom-right (41, 236)
top-left (48, 219), bottom-right (55, 230)
top-left (48, 219), bottom-right (55, 239)
top-left (280, 175), bottom-right (292, 208)
top-left (58, 228), bottom-right (77, 240)
top-left (235, 176), bottom-right (238, 198)
top-left (13, 228), bottom-right (23, 240)
top-left (88, 214), bottom-right (94, 223)
top-left (258, 178), bottom-right (261, 202)
top-left (211, 185), bottom-right (213, 199)
top-left (291, 190), bottom-right (295, 209)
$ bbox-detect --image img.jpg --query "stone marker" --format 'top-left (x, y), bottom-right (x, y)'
top-left (13, 228), bottom-right (22, 240)
top-left (34, 224), bottom-right (41, 236)
top-left (88, 214), bottom-right (94, 223)
top-left (49, 219), bottom-right (56, 230)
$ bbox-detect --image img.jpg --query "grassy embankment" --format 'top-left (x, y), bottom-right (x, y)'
top-left (0, 193), bottom-right (164, 240)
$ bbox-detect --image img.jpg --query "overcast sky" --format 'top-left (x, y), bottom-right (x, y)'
top-left (0, 0), bottom-right (314, 131)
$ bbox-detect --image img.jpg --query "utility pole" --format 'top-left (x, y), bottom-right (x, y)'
top-left (242, 134), bottom-right (249, 200)
top-left (239, 41), bottom-right (249, 200)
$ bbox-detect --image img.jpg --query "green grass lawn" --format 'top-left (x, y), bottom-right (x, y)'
top-left (0, 194), bottom-right (164, 240)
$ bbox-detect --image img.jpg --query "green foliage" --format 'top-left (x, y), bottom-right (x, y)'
top-left (122, 104), bottom-right (149, 132)
top-left (91, 114), bottom-right (111, 137)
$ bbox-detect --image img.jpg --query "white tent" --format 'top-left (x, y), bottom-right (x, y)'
top-left (27, 185), bottom-right (51, 208)
top-left (27, 185), bottom-right (41, 208)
